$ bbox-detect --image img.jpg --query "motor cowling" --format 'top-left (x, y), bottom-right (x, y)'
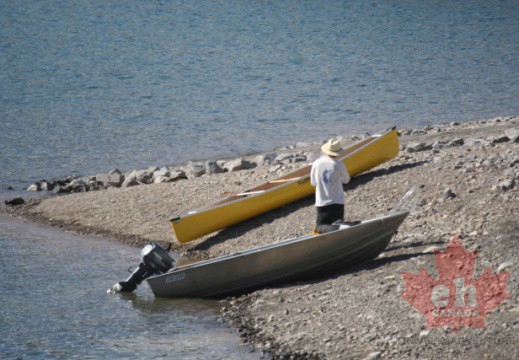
top-left (108, 242), bottom-right (175, 293)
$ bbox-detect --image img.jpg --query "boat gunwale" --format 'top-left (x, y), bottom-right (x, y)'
top-left (170, 127), bottom-right (397, 222)
top-left (154, 210), bottom-right (408, 279)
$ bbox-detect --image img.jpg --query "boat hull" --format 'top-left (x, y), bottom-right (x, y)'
top-left (171, 128), bottom-right (400, 243)
top-left (149, 211), bottom-right (408, 298)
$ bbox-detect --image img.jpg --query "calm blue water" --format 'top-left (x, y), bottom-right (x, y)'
top-left (1, 0), bottom-right (518, 190)
top-left (0, 213), bottom-right (259, 359)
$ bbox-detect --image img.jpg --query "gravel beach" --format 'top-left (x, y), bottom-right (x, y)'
top-left (5, 117), bottom-right (518, 359)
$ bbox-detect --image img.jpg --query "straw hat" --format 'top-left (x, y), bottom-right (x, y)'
top-left (321, 138), bottom-right (343, 157)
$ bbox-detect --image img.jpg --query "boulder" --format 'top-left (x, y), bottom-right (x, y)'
top-left (27, 183), bottom-right (41, 191)
top-left (432, 140), bottom-right (448, 149)
top-left (489, 135), bottom-right (510, 144)
top-left (446, 138), bottom-right (464, 147)
top-left (121, 177), bottom-right (140, 187)
top-left (254, 153), bottom-right (278, 166)
top-left (274, 153), bottom-right (295, 164)
top-left (268, 163), bottom-right (283, 173)
top-left (87, 180), bottom-right (105, 191)
top-left (5, 197), bottom-right (25, 206)
top-left (498, 179), bottom-right (515, 191)
top-left (406, 142), bottom-right (432, 153)
top-left (96, 169), bottom-right (124, 187)
top-left (293, 153), bottom-right (307, 163)
top-left (153, 175), bottom-right (171, 184)
top-left (154, 167), bottom-right (171, 178)
top-left (185, 162), bottom-right (206, 178)
top-left (125, 169), bottom-right (154, 184)
top-left (170, 169), bottom-right (187, 181)
top-left (465, 138), bottom-right (491, 147)
top-left (504, 128), bottom-right (519, 143)
top-left (205, 161), bottom-right (224, 175)
top-left (223, 158), bottom-right (255, 172)
top-left (40, 180), bottom-right (54, 191)
top-left (68, 179), bottom-right (87, 191)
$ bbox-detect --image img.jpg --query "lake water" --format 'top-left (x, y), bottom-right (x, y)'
top-left (0, 1), bottom-right (517, 358)
top-left (1, 0), bottom-right (518, 190)
top-left (0, 212), bottom-right (259, 359)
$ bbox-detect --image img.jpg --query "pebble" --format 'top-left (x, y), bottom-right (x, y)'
top-left (497, 261), bottom-right (512, 273)
top-left (498, 179), bottom-right (515, 191)
top-left (363, 351), bottom-right (382, 360)
top-left (443, 188), bottom-right (456, 199)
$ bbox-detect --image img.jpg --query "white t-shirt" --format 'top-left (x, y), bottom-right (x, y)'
top-left (310, 155), bottom-right (350, 207)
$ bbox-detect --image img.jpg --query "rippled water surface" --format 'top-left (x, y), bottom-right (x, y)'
top-left (0, 214), bottom-right (258, 359)
top-left (1, 0), bottom-right (518, 189)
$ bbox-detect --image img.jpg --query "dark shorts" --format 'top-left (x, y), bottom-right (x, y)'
top-left (316, 203), bottom-right (344, 225)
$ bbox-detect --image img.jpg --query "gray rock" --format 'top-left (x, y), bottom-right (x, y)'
top-left (27, 183), bottom-right (41, 191)
top-left (497, 261), bottom-right (512, 273)
top-left (443, 188), bottom-right (456, 199)
top-left (96, 169), bottom-right (124, 187)
top-left (5, 197), bottom-right (25, 206)
top-left (121, 177), bottom-right (140, 187)
top-left (423, 246), bottom-right (440, 254)
top-left (504, 128), bottom-right (519, 143)
top-left (205, 160), bottom-right (224, 175)
top-left (255, 153), bottom-right (278, 166)
top-left (68, 179), bottom-right (87, 191)
top-left (411, 129), bottom-right (426, 135)
top-left (406, 142), bottom-right (432, 153)
top-left (363, 351), bottom-right (382, 360)
top-left (87, 180), bottom-right (105, 191)
top-left (274, 153), bottom-right (295, 164)
top-left (223, 158), bottom-right (255, 172)
top-left (498, 179), bottom-right (515, 191)
top-left (185, 162), bottom-right (206, 178)
top-left (268, 163), bottom-right (283, 173)
top-left (293, 154), bottom-right (307, 162)
top-left (447, 138), bottom-right (464, 147)
top-left (490, 135), bottom-right (510, 144)
top-left (170, 169), bottom-right (187, 181)
top-left (40, 180), bottom-right (54, 191)
top-left (154, 167), bottom-right (171, 178)
top-left (153, 175), bottom-right (172, 184)
top-left (432, 140), bottom-right (448, 149)
top-left (465, 138), bottom-right (491, 147)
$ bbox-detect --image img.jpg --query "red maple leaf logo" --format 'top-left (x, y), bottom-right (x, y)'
top-left (401, 235), bottom-right (510, 332)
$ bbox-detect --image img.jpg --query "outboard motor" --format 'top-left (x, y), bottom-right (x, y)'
top-left (108, 242), bottom-right (175, 293)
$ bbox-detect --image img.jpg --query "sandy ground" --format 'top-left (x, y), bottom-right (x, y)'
top-left (5, 117), bottom-right (518, 359)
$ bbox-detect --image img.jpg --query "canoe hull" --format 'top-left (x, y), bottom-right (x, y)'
top-left (149, 211), bottom-right (408, 298)
top-left (171, 128), bottom-right (400, 243)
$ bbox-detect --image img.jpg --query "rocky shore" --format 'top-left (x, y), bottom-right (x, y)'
top-left (4, 117), bottom-right (518, 359)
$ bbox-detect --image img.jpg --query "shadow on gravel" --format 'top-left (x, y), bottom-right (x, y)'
top-left (192, 160), bottom-right (428, 251)
top-left (347, 160), bottom-right (428, 190)
top-left (387, 240), bottom-right (444, 252)
top-left (192, 196), bottom-right (314, 251)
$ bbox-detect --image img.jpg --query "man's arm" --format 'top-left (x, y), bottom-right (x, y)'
top-left (341, 164), bottom-right (350, 184)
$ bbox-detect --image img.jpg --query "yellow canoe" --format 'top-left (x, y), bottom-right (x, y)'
top-left (171, 127), bottom-right (400, 243)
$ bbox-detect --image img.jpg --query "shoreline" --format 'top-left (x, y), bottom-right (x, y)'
top-left (3, 117), bottom-right (518, 359)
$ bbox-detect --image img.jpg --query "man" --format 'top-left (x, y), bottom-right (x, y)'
top-left (310, 138), bottom-right (350, 229)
